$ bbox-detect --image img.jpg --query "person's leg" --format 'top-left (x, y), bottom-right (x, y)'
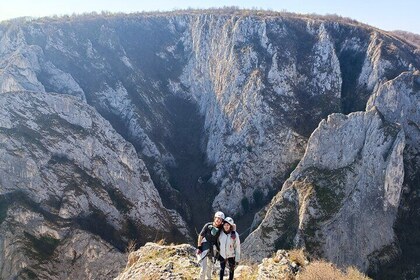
top-left (206, 256), bottom-right (214, 280)
top-left (227, 258), bottom-right (236, 280)
top-left (219, 256), bottom-right (226, 280)
top-left (199, 253), bottom-right (207, 280)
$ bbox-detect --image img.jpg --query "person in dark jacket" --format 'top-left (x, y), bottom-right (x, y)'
top-left (197, 211), bottom-right (225, 280)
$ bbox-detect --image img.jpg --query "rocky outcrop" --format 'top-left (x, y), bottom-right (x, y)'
top-left (366, 71), bottom-right (420, 277)
top-left (114, 241), bottom-right (304, 280)
top-left (114, 242), bottom-right (371, 280)
top-left (367, 71), bottom-right (420, 172)
top-left (115, 242), bottom-right (198, 280)
top-left (243, 108), bottom-right (405, 272)
top-left (0, 91), bottom-right (188, 279)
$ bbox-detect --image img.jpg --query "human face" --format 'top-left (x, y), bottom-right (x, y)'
top-left (223, 222), bottom-right (231, 231)
top-left (214, 217), bottom-right (223, 227)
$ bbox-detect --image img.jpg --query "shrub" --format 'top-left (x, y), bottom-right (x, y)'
top-left (126, 240), bottom-right (137, 254)
top-left (156, 238), bottom-right (166, 245)
top-left (297, 260), bottom-right (371, 280)
top-left (392, 30), bottom-right (420, 48)
top-left (288, 248), bottom-right (307, 266)
top-left (297, 261), bottom-right (342, 280)
top-left (345, 266), bottom-right (371, 280)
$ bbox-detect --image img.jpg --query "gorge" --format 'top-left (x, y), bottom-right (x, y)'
top-left (0, 9), bottom-right (419, 279)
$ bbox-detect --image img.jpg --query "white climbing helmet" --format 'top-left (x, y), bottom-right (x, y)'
top-left (224, 217), bottom-right (234, 225)
top-left (214, 211), bottom-right (225, 220)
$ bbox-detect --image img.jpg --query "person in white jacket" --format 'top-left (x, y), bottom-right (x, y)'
top-left (217, 217), bottom-right (240, 280)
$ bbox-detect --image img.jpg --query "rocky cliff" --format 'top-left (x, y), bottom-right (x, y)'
top-left (0, 9), bottom-right (419, 279)
top-left (243, 108), bottom-right (405, 271)
top-left (366, 71), bottom-right (420, 278)
top-left (2, 11), bottom-right (418, 218)
top-left (0, 92), bottom-right (188, 279)
top-left (242, 70), bottom-right (420, 278)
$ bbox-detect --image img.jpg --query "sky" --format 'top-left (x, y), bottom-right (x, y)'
top-left (0, 0), bottom-right (419, 34)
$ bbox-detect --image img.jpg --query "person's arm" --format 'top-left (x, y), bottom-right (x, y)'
top-left (196, 223), bottom-right (208, 253)
top-left (197, 235), bottom-right (203, 248)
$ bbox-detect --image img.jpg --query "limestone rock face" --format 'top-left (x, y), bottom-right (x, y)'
top-left (243, 108), bottom-right (405, 272)
top-left (367, 71), bottom-right (420, 172)
top-left (35, 230), bottom-right (126, 280)
top-left (1, 13), bottom-right (418, 217)
top-left (0, 11), bottom-right (419, 278)
top-left (0, 92), bottom-right (188, 279)
top-left (366, 71), bottom-right (420, 277)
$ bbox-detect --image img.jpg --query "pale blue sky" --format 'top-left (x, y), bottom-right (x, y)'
top-left (1, 0), bottom-right (419, 34)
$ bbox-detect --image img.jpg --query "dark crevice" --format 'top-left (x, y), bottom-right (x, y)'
top-left (164, 95), bottom-right (218, 233)
top-left (337, 49), bottom-right (367, 114)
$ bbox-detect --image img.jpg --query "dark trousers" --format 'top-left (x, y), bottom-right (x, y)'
top-left (219, 256), bottom-right (235, 280)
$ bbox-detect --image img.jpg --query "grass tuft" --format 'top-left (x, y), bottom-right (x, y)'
top-left (297, 260), bottom-right (371, 280)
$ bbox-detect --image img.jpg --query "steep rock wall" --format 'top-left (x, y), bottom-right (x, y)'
top-left (176, 14), bottom-right (417, 214)
top-left (1, 13), bottom-right (417, 218)
top-left (0, 91), bottom-right (188, 279)
top-left (243, 108), bottom-right (405, 272)
top-left (366, 71), bottom-right (420, 277)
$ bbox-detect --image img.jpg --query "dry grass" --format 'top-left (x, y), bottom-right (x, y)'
top-left (287, 249), bottom-right (307, 266)
top-left (231, 258), bottom-right (258, 279)
top-left (236, 264), bottom-right (258, 280)
top-left (121, 243), bottom-right (200, 279)
top-left (297, 261), bottom-right (342, 280)
top-left (126, 240), bottom-right (137, 254)
top-left (156, 238), bottom-right (166, 245)
top-left (29, 6), bottom-right (370, 33)
top-left (124, 240), bottom-right (139, 268)
top-left (139, 272), bottom-right (161, 280)
top-left (126, 254), bottom-right (139, 269)
top-left (297, 260), bottom-right (371, 280)
top-left (139, 247), bottom-right (177, 264)
top-left (345, 266), bottom-right (372, 280)
top-left (284, 275), bottom-right (296, 280)
top-left (392, 30), bottom-right (420, 48)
